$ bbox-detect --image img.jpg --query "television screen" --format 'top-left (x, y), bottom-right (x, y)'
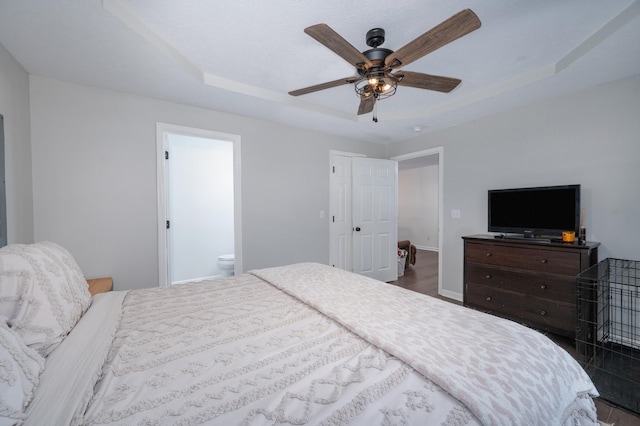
top-left (488, 184), bottom-right (580, 237)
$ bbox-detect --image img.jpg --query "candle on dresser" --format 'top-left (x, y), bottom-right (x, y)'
top-left (579, 208), bottom-right (586, 244)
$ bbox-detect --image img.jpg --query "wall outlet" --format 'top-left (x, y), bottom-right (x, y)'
top-left (451, 209), bottom-right (461, 219)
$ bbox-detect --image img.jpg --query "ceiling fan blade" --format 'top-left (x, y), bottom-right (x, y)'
top-left (305, 24), bottom-right (373, 68)
top-left (385, 9), bottom-right (481, 69)
top-left (395, 71), bottom-right (461, 93)
top-left (358, 96), bottom-right (375, 115)
top-left (289, 76), bottom-right (358, 96)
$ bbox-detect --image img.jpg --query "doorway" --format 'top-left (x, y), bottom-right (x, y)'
top-left (390, 147), bottom-right (443, 295)
top-left (156, 123), bottom-right (242, 287)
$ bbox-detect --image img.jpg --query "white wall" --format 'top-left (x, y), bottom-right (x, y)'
top-left (13, 49), bottom-right (640, 296)
top-left (387, 75), bottom-right (640, 299)
top-left (29, 76), bottom-right (385, 290)
top-left (0, 43), bottom-right (33, 244)
top-left (398, 164), bottom-right (439, 249)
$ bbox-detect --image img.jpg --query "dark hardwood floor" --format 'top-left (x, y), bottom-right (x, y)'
top-left (391, 248), bottom-right (439, 295)
top-left (390, 248), bottom-right (462, 305)
top-left (389, 249), bottom-right (640, 425)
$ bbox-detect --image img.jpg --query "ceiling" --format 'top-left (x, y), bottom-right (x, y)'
top-left (1, 1), bottom-right (639, 145)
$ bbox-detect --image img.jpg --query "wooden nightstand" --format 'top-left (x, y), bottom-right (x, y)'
top-left (86, 277), bottom-right (113, 296)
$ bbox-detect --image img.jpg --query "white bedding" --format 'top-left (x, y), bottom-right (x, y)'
top-left (25, 292), bottom-right (127, 425)
top-left (24, 263), bottom-right (598, 425)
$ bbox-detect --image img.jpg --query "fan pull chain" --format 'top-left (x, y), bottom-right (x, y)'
top-left (373, 100), bottom-right (378, 123)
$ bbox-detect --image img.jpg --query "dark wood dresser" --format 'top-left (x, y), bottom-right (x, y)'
top-left (462, 235), bottom-right (599, 337)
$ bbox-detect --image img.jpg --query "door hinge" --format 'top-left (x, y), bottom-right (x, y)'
top-left (332, 216), bottom-right (335, 222)
top-left (166, 220), bottom-right (170, 229)
top-left (332, 166), bottom-right (335, 173)
top-left (165, 151), bottom-right (169, 160)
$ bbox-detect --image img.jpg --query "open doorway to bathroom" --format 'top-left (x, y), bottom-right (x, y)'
top-left (156, 124), bottom-right (242, 286)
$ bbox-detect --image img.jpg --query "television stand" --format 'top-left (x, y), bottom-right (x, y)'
top-left (462, 234), bottom-right (599, 337)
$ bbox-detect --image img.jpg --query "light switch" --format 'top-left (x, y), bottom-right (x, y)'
top-left (320, 210), bottom-right (325, 219)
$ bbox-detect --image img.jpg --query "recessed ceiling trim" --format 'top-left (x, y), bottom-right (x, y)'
top-left (103, 0), bottom-right (355, 122)
top-left (381, 2), bottom-right (639, 122)
top-left (557, 0), bottom-right (640, 73)
top-left (202, 72), bottom-right (355, 121)
top-left (382, 65), bottom-right (557, 121)
top-left (102, 0), bottom-right (203, 82)
top-left (103, 0), bottom-right (637, 126)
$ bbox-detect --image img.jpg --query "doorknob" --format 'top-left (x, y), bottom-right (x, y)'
top-left (354, 227), bottom-right (361, 232)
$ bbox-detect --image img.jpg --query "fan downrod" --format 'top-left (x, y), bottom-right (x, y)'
top-left (366, 28), bottom-right (385, 48)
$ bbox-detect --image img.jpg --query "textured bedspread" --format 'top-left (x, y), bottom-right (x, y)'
top-left (79, 272), bottom-right (482, 425)
top-left (25, 263), bottom-right (598, 425)
top-left (252, 263), bottom-right (599, 425)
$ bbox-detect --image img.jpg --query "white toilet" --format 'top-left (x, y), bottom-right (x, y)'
top-left (217, 254), bottom-right (235, 277)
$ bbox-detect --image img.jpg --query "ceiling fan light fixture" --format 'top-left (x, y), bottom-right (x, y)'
top-left (355, 71), bottom-right (398, 101)
top-left (290, 10), bottom-right (482, 121)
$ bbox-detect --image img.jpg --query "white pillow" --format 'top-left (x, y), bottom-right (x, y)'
top-left (0, 317), bottom-right (45, 425)
top-left (0, 242), bottom-right (92, 356)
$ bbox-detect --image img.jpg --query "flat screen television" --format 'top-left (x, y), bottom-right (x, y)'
top-left (488, 184), bottom-right (580, 238)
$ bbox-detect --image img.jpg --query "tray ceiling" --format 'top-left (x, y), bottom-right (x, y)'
top-left (1, 0), bottom-right (639, 144)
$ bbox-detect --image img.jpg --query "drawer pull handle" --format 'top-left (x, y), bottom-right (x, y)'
top-left (540, 310), bottom-right (547, 316)
top-left (485, 252), bottom-right (492, 257)
top-left (486, 296), bottom-right (492, 302)
top-left (485, 274), bottom-right (492, 279)
top-left (540, 258), bottom-right (548, 264)
top-left (540, 284), bottom-right (547, 290)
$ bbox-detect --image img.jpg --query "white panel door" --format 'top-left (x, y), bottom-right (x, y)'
top-left (329, 155), bottom-right (353, 271)
top-left (352, 157), bottom-right (398, 282)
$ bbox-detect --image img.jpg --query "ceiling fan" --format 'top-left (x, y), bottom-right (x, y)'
top-left (288, 9), bottom-right (481, 122)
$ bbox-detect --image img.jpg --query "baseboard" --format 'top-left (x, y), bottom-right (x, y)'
top-left (415, 245), bottom-right (438, 252)
top-left (439, 289), bottom-right (463, 302)
top-left (172, 275), bottom-right (219, 285)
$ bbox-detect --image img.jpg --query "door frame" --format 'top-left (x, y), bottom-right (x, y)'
top-left (0, 114), bottom-right (5, 247)
top-left (390, 147), bottom-right (445, 296)
top-left (156, 123), bottom-right (242, 287)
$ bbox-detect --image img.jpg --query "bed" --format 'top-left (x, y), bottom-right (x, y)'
top-left (1, 242), bottom-right (599, 425)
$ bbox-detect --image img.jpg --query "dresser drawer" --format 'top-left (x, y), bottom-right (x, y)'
top-left (465, 242), bottom-right (581, 275)
top-left (466, 283), bottom-right (576, 334)
top-left (465, 263), bottom-right (575, 304)
top-left (462, 236), bottom-right (599, 337)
